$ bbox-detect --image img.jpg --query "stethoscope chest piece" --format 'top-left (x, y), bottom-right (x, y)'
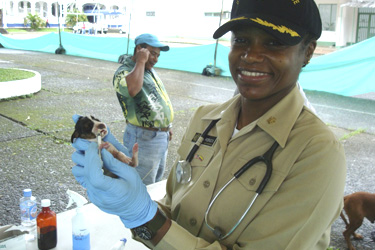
top-left (176, 160), bottom-right (192, 184)
top-left (176, 119), bottom-right (220, 184)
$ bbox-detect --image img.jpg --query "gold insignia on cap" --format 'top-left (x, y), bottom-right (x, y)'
top-left (227, 16), bottom-right (247, 23)
top-left (250, 17), bottom-right (300, 37)
top-left (292, 0), bottom-right (300, 4)
top-left (236, 0), bottom-right (240, 5)
top-left (267, 116), bottom-right (277, 124)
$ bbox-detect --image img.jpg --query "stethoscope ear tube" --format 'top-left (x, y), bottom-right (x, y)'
top-left (205, 141), bottom-right (279, 240)
top-left (185, 119), bottom-right (220, 162)
top-left (233, 141), bottom-right (278, 195)
top-left (256, 141), bottom-right (278, 194)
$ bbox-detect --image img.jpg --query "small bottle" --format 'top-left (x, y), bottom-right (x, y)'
top-left (20, 188), bottom-right (37, 227)
top-left (37, 199), bottom-right (57, 250)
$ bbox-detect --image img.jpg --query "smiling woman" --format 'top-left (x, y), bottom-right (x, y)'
top-left (0, 68), bottom-right (41, 99)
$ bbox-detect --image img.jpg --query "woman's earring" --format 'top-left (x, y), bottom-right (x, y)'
top-left (303, 59), bottom-right (311, 67)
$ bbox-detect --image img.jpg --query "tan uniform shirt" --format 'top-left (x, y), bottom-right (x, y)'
top-left (155, 86), bottom-right (346, 249)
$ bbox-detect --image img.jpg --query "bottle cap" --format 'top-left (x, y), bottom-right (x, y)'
top-left (23, 188), bottom-right (32, 197)
top-left (41, 199), bottom-right (51, 207)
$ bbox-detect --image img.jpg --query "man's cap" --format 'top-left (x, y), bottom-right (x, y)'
top-left (213, 0), bottom-right (322, 45)
top-left (135, 33), bottom-right (170, 51)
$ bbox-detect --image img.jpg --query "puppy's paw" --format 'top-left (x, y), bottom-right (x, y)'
top-left (130, 143), bottom-right (139, 167)
top-left (116, 151), bottom-right (132, 165)
top-left (354, 233), bottom-right (363, 240)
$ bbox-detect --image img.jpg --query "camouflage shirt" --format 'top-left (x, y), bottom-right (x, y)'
top-left (113, 55), bottom-right (174, 128)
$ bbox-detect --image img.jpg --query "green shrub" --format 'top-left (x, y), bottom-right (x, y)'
top-left (65, 8), bottom-right (88, 28)
top-left (25, 13), bottom-right (45, 30)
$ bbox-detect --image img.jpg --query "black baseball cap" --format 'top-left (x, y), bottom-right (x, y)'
top-left (213, 0), bottom-right (322, 45)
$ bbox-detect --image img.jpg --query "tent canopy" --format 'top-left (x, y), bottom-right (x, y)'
top-left (299, 36), bottom-right (375, 96)
top-left (0, 32), bottom-right (374, 97)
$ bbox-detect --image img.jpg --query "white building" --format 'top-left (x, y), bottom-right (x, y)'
top-left (0, 0), bottom-right (129, 28)
top-left (1, 0), bottom-right (374, 47)
top-left (318, 0), bottom-right (375, 46)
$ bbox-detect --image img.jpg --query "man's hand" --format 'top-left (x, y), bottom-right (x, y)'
top-left (134, 47), bottom-right (150, 64)
top-left (169, 129), bottom-right (173, 141)
top-left (126, 46), bottom-right (150, 97)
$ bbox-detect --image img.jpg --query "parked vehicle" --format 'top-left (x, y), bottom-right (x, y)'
top-left (73, 22), bottom-right (108, 34)
top-left (93, 22), bottom-right (108, 34)
top-left (119, 26), bottom-right (126, 34)
top-left (73, 22), bottom-right (89, 34)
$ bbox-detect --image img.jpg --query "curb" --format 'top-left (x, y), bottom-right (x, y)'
top-left (0, 69), bottom-right (41, 99)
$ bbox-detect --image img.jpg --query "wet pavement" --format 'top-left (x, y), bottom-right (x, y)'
top-left (0, 47), bottom-right (375, 250)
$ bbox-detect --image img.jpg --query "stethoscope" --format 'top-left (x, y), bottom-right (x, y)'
top-left (175, 119), bottom-right (279, 240)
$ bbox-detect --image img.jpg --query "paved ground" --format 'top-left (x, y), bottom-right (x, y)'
top-left (0, 45), bottom-right (374, 249)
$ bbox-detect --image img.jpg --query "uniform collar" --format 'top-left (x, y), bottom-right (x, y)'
top-left (201, 85), bottom-right (304, 148)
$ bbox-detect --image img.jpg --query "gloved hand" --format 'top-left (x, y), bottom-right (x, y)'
top-left (72, 114), bottom-right (129, 156)
top-left (71, 141), bottom-right (158, 229)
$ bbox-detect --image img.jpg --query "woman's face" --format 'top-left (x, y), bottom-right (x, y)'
top-left (229, 26), bottom-right (315, 102)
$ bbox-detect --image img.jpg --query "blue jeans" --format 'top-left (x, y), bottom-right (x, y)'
top-left (123, 123), bottom-right (169, 185)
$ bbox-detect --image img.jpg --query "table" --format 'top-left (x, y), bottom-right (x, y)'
top-left (26, 180), bottom-right (166, 250)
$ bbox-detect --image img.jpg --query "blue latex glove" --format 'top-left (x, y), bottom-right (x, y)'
top-left (71, 141), bottom-right (158, 229)
top-left (72, 114), bottom-right (130, 156)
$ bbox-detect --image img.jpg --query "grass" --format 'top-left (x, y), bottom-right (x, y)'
top-left (339, 128), bottom-right (366, 141)
top-left (0, 68), bottom-right (35, 82)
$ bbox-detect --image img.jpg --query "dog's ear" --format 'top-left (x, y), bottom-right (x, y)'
top-left (71, 116), bottom-right (85, 143)
top-left (90, 115), bottom-right (101, 122)
top-left (71, 130), bottom-right (80, 143)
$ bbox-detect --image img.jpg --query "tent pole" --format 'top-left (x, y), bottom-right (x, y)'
top-left (214, 0), bottom-right (224, 71)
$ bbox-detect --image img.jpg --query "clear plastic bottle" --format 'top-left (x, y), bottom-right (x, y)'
top-left (67, 190), bottom-right (90, 250)
top-left (37, 199), bottom-right (57, 250)
top-left (20, 188), bottom-right (37, 227)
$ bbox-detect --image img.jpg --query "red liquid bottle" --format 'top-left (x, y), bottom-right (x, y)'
top-left (37, 199), bottom-right (57, 250)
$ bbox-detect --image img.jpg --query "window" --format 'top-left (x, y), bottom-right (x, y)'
top-left (204, 11), bottom-right (230, 19)
top-left (205, 12), bottom-right (220, 17)
top-left (319, 4), bottom-right (337, 31)
top-left (10, 1), bottom-right (14, 15)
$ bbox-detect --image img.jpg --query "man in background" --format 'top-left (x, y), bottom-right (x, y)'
top-left (113, 33), bottom-right (173, 185)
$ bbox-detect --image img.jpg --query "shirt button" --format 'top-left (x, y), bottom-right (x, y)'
top-left (249, 178), bottom-right (256, 186)
top-left (203, 180), bottom-right (210, 188)
top-left (190, 218), bottom-right (197, 226)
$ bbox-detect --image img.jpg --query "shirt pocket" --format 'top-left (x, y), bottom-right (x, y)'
top-left (230, 157), bottom-right (286, 193)
top-left (177, 139), bottom-right (215, 167)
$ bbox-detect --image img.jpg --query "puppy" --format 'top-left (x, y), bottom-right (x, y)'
top-left (71, 115), bottom-right (138, 178)
top-left (340, 192), bottom-right (375, 250)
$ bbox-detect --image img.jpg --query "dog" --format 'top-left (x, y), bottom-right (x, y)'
top-left (340, 191), bottom-right (375, 250)
top-left (71, 115), bottom-right (138, 178)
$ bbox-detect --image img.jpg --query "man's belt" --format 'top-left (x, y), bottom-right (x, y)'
top-left (127, 121), bottom-right (171, 132)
